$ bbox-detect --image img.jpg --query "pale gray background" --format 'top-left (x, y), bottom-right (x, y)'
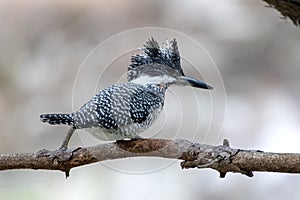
top-left (0, 0), bottom-right (300, 199)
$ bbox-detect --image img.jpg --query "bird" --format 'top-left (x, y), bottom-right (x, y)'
top-left (40, 37), bottom-right (213, 147)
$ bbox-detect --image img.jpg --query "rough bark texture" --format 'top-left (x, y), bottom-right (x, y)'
top-left (0, 139), bottom-right (300, 178)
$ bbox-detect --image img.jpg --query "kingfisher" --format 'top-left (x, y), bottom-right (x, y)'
top-left (40, 37), bottom-right (212, 148)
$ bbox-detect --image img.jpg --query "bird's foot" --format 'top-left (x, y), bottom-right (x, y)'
top-left (59, 127), bottom-right (76, 149)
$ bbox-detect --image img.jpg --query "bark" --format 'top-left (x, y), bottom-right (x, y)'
top-left (263, 0), bottom-right (300, 26)
top-left (0, 139), bottom-right (299, 178)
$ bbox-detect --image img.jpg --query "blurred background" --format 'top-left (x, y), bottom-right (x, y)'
top-left (0, 0), bottom-right (300, 199)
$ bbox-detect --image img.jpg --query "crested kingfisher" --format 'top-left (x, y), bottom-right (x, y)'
top-left (40, 37), bottom-right (212, 148)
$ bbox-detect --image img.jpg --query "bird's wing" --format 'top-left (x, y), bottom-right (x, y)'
top-left (129, 87), bottom-right (164, 124)
top-left (74, 84), bottom-right (163, 129)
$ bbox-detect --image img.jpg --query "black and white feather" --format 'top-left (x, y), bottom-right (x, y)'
top-left (40, 83), bottom-right (166, 140)
top-left (40, 37), bottom-right (212, 141)
top-left (128, 37), bottom-right (185, 82)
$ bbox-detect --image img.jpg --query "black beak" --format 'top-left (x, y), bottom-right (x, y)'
top-left (180, 76), bottom-right (213, 90)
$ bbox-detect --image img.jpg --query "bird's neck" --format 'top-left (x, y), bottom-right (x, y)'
top-left (130, 75), bottom-right (175, 85)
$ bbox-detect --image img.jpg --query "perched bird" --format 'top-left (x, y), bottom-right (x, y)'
top-left (40, 38), bottom-right (212, 146)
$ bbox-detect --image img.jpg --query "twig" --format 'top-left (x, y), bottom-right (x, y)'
top-left (263, 0), bottom-right (300, 26)
top-left (0, 138), bottom-right (299, 178)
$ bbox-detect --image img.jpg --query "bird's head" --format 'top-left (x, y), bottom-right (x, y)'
top-left (128, 37), bottom-right (213, 90)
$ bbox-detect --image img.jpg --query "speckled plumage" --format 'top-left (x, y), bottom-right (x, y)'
top-left (40, 37), bottom-right (212, 141)
top-left (40, 83), bottom-right (166, 140)
top-left (128, 37), bottom-right (184, 82)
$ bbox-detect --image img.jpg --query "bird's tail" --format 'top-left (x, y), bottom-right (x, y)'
top-left (40, 113), bottom-right (74, 126)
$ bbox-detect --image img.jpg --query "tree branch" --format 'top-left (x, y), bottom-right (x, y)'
top-left (0, 139), bottom-right (300, 178)
top-left (263, 0), bottom-right (300, 26)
